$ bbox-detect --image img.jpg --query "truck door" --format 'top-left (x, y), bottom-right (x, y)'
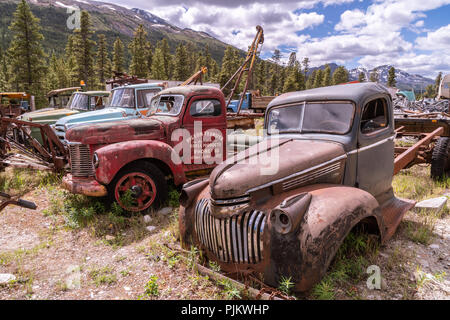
top-left (356, 97), bottom-right (395, 199)
top-left (181, 96), bottom-right (227, 172)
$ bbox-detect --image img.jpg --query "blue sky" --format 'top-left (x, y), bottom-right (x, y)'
top-left (104, 0), bottom-right (450, 78)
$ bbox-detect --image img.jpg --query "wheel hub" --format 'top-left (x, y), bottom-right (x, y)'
top-left (130, 185), bottom-right (143, 198)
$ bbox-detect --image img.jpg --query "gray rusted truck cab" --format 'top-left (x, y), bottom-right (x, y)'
top-left (264, 82), bottom-right (396, 204)
top-left (179, 83), bottom-right (414, 293)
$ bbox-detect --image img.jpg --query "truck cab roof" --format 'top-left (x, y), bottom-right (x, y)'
top-left (112, 83), bottom-right (166, 91)
top-left (265, 82), bottom-right (394, 153)
top-left (268, 82), bottom-right (391, 110)
top-left (155, 85), bottom-right (223, 99)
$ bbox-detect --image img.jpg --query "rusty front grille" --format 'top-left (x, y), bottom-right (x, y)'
top-left (194, 199), bottom-right (266, 264)
top-left (69, 143), bottom-right (94, 177)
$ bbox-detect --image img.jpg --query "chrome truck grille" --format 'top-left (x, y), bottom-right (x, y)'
top-left (194, 199), bottom-right (266, 264)
top-left (68, 143), bottom-right (94, 177)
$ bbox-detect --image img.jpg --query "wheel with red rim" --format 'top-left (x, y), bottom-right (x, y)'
top-left (109, 161), bottom-right (168, 212)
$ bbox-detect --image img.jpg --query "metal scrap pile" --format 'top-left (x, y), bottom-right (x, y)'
top-left (0, 117), bottom-right (67, 172)
top-left (394, 97), bottom-right (450, 118)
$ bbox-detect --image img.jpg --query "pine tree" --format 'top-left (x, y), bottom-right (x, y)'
top-left (268, 65), bottom-right (278, 95)
top-left (72, 10), bottom-right (96, 89)
top-left (358, 72), bottom-right (365, 82)
top-left (306, 69), bottom-right (316, 89)
top-left (425, 84), bottom-right (435, 98)
top-left (219, 46), bottom-right (239, 95)
top-left (173, 43), bottom-right (190, 81)
top-left (287, 52), bottom-right (296, 68)
top-left (46, 52), bottom-right (59, 91)
top-left (313, 69), bottom-right (324, 88)
top-left (151, 47), bottom-right (168, 80)
top-left (203, 45), bottom-right (214, 82)
top-left (332, 66), bottom-right (349, 85)
top-left (128, 25), bottom-right (150, 78)
top-left (64, 34), bottom-right (78, 87)
top-left (302, 57), bottom-right (310, 78)
top-left (158, 39), bottom-right (172, 79)
top-left (209, 59), bottom-right (219, 82)
top-left (7, 0), bottom-right (47, 106)
top-left (112, 37), bottom-right (125, 74)
top-left (277, 66), bottom-right (286, 93)
top-left (94, 34), bottom-right (111, 89)
top-left (387, 66), bottom-right (396, 87)
top-left (255, 60), bottom-right (267, 94)
top-left (0, 47), bottom-right (7, 91)
top-left (294, 61), bottom-right (305, 91)
top-left (271, 49), bottom-right (282, 63)
top-left (369, 69), bottom-right (379, 82)
top-left (322, 64), bottom-right (331, 87)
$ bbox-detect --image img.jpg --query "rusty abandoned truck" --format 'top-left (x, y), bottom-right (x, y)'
top-left (62, 85), bottom-right (258, 212)
top-left (179, 82), bottom-right (421, 293)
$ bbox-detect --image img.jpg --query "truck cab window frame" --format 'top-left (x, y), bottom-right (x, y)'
top-left (360, 98), bottom-right (389, 135)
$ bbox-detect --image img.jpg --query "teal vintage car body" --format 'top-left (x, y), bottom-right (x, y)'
top-left (54, 83), bottom-right (165, 142)
top-left (18, 91), bottom-right (109, 144)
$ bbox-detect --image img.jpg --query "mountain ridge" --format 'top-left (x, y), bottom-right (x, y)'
top-left (309, 62), bottom-right (434, 91)
top-left (0, 0), bottom-right (233, 62)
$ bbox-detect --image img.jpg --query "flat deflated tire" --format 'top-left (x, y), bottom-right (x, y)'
top-left (431, 137), bottom-right (450, 180)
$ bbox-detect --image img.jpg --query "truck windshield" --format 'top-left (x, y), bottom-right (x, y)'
top-left (267, 102), bottom-right (354, 135)
top-left (148, 95), bottom-right (184, 116)
top-left (67, 93), bottom-right (89, 111)
top-left (108, 88), bottom-right (135, 108)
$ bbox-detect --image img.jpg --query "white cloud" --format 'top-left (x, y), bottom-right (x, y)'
top-left (148, 3), bottom-right (325, 52)
top-left (415, 20), bottom-right (424, 27)
top-left (104, 0), bottom-right (450, 77)
top-left (300, 0), bottom-right (450, 76)
top-left (416, 24), bottom-right (450, 50)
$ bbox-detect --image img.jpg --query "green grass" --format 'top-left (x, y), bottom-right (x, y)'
top-left (168, 187), bottom-right (180, 208)
top-left (43, 190), bottom-right (147, 246)
top-left (141, 275), bottom-right (160, 298)
top-left (89, 266), bottom-right (117, 286)
top-left (0, 168), bottom-right (62, 195)
top-left (311, 231), bottom-right (379, 300)
top-left (278, 276), bottom-right (295, 296)
top-left (217, 278), bottom-right (242, 300)
top-left (393, 165), bottom-right (450, 203)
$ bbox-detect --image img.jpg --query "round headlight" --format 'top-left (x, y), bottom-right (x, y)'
top-left (93, 153), bottom-right (99, 168)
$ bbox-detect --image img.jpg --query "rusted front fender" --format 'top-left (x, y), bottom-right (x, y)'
top-left (180, 183), bottom-right (393, 293)
top-left (94, 140), bottom-right (186, 186)
top-left (265, 184), bottom-right (381, 292)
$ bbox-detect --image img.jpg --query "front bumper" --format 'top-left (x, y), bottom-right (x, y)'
top-left (62, 174), bottom-right (107, 197)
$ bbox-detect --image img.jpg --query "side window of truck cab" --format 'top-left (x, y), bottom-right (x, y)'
top-left (189, 99), bottom-right (222, 117)
top-left (360, 98), bottom-right (388, 134)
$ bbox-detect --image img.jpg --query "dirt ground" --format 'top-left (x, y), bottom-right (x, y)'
top-left (0, 167), bottom-right (449, 300)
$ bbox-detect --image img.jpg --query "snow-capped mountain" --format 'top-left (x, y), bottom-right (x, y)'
top-left (348, 65), bottom-right (434, 91)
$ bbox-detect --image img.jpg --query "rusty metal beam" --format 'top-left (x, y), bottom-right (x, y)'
top-left (394, 126), bottom-right (443, 175)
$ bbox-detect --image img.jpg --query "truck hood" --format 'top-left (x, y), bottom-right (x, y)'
top-left (65, 118), bottom-right (164, 145)
top-left (55, 107), bottom-right (137, 127)
top-left (19, 108), bottom-right (79, 122)
top-left (210, 138), bottom-right (346, 199)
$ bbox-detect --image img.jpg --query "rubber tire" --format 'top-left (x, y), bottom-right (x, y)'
top-left (431, 137), bottom-right (450, 180)
top-left (108, 161), bottom-right (168, 212)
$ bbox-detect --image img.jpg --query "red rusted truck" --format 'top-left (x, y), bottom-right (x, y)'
top-left (62, 85), bottom-right (257, 212)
